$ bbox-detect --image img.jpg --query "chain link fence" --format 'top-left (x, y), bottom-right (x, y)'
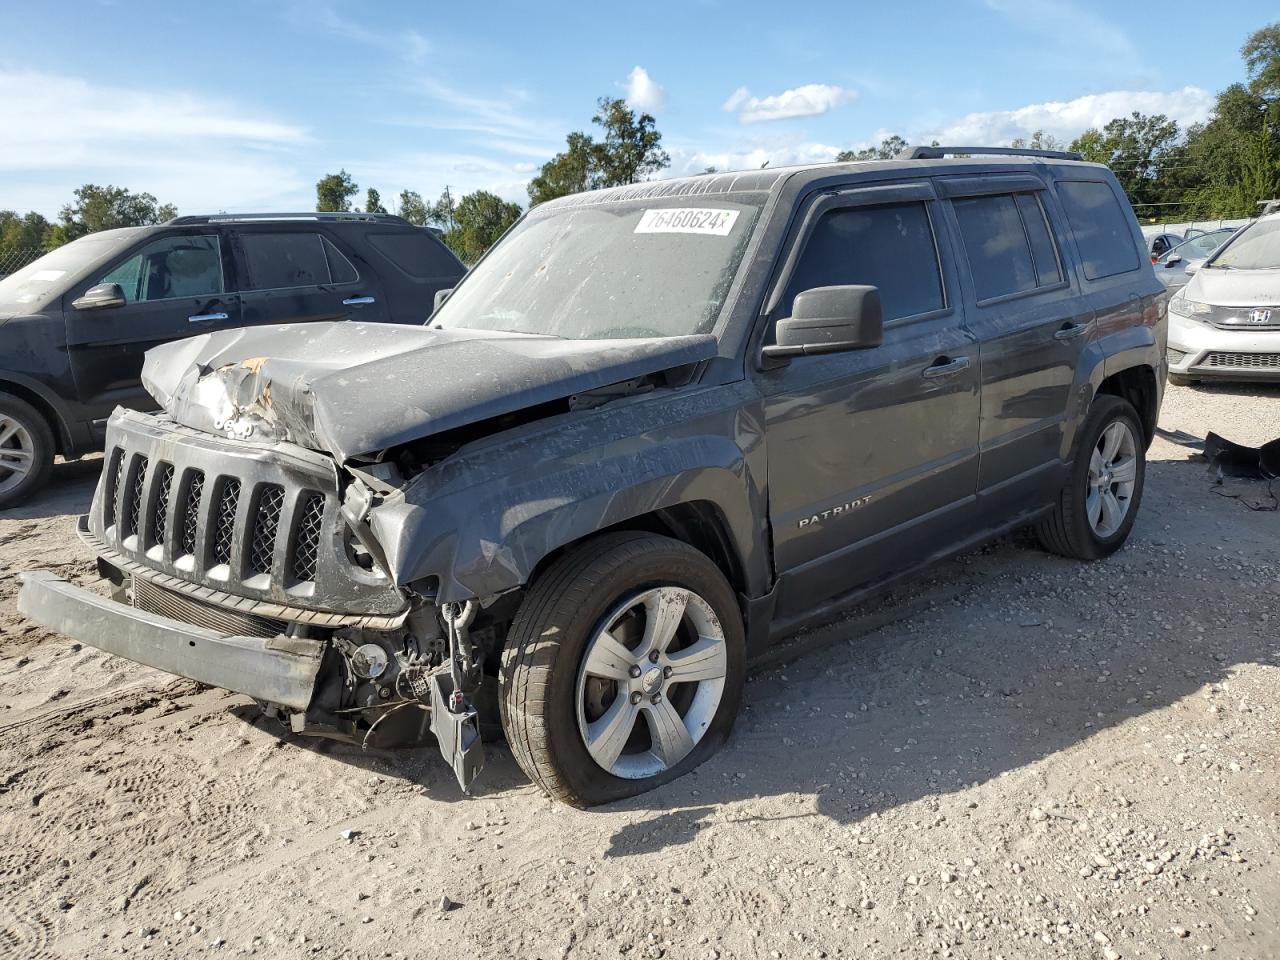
top-left (0, 247), bottom-right (46, 278)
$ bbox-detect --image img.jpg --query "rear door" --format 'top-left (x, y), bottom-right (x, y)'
top-left (758, 182), bottom-right (981, 620)
top-left (938, 174), bottom-right (1090, 519)
top-left (231, 227), bottom-right (387, 327)
top-left (63, 229), bottom-right (240, 417)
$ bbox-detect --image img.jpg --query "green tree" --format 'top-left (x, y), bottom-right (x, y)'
top-left (528, 97), bottom-right (670, 205)
top-left (835, 134), bottom-right (908, 162)
top-left (316, 170), bottom-right (358, 212)
top-left (57, 185), bottom-right (177, 241)
top-left (1010, 130), bottom-right (1063, 151)
top-left (1069, 113), bottom-right (1180, 210)
top-left (364, 187), bottom-right (387, 214)
top-left (397, 189), bottom-right (428, 226)
top-left (445, 190), bottom-right (522, 264)
top-left (429, 187), bottom-right (458, 233)
top-left (0, 210), bottom-right (54, 254)
top-left (1243, 21), bottom-right (1280, 100)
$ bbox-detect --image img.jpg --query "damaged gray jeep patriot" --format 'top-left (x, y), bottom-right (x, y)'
top-left (19, 147), bottom-right (1167, 806)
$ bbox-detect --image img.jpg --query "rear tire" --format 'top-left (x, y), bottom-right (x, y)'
top-left (0, 395), bottom-right (55, 509)
top-left (1036, 395), bottom-right (1145, 561)
top-left (500, 532), bottom-right (745, 807)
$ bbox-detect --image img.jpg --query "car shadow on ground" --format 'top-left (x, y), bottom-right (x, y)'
top-left (2, 456), bottom-right (100, 521)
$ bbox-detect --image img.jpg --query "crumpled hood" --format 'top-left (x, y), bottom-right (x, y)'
top-left (1187, 266), bottom-right (1280, 307)
top-left (142, 322), bottom-right (717, 462)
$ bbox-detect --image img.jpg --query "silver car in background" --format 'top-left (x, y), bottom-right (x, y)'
top-left (1167, 212), bottom-right (1280, 384)
top-left (1153, 228), bottom-right (1237, 292)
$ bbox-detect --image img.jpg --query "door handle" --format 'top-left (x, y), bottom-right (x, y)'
top-left (922, 356), bottom-right (971, 379)
top-left (188, 312), bottom-right (229, 323)
top-left (1054, 323), bottom-right (1088, 341)
top-left (342, 296), bottom-right (375, 306)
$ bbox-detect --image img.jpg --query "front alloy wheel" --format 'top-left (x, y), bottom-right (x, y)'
top-left (501, 532), bottom-right (745, 807)
top-left (1086, 420), bottom-right (1139, 538)
top-left (576, 587), bottom-right (728, 780)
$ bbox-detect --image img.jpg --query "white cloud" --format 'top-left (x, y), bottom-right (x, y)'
top-left (624, 66), bottom-right (666, 112)
top-left (983, 0), bottom-right (1153, 84)
top-left (722, 83), bottom-right (857, 123)
top-left (921, 87), bottom-right (1216, 146)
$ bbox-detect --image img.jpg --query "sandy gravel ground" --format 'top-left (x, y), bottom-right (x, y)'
top-left (2, 383), bottom-right (1278, 960)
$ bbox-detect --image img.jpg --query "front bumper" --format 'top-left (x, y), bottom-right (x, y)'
top-left (17, 570), bottom-right (324, 710)
top-left (1168, 314), bottom-right (1280, 381)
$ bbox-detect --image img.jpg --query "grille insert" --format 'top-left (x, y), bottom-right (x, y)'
top-left (249, 485), bottom-right (285, 576)
top-left (125, 456), bottom-right (148, 538)
top-left (1203, 352), bottom-right (1280, 369)
top-left (133, 576), bottom-right (285, 639)
top-left (293, 494), bottom-right (325, 583)
top-left (104, 448), bottom-right (124, 528)
top-left (180, 471), bottom-right (204, 557)
top-left (211, 478), bottom-right (241, 567)
top-left (151, 463), bottom-right (174, 548)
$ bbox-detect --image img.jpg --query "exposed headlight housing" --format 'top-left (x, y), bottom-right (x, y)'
top-left (1168, 295), bottom-right (1212, 320)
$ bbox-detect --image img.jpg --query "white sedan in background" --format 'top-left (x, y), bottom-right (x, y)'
top-left (1167, 212), bottom-right (1280, 385)
top-left (1152, 228), bottom-right (1237, 292)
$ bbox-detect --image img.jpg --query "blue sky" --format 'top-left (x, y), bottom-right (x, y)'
top-left (0, 0), bottom-right (1270, 218)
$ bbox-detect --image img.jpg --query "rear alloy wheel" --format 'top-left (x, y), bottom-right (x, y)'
top-left (0, 396), bottom-right (54, 509)
top-left (501, 532), bottom-right (745, 807)
top-left (1036, 394), bottom-right (1145, 560)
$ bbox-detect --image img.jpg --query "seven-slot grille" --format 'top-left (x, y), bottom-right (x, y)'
top-left (102, 449), bottom-right (328, 590)
top-left (1203, 352), bottom-right (1280, 369)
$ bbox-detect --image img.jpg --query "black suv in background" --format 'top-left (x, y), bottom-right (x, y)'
top-left (0, 213), bottom-right (464, 506)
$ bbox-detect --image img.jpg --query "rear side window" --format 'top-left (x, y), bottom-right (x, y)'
top-left (1057, 180), bottom-right (1140, 280)
top-left (240, 233), bottom-right (358, 290)
top-left (953, 193), bottom-right (1063, 302)
top-left (368, 231), bottom-right (460, 278)
top-left (781, 202), bottom-right (945, 324)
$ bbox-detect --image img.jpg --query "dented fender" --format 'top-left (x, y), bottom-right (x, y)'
top-left (368, 382), bottom-right (771, 604)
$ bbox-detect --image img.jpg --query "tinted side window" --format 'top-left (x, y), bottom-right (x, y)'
top-left (99, 235), bottom-right (223, 303)
top-left (781, 202), bottom-right (944, 324)
top-left (953, 195), bottom-right (1037, 301)
top-left (1057, 180), bottom-right (1140, 280)
top-left (1016, 194), bottom-right (1063, 287)
top-left (241, 233), bottom-right (355, 289)
top-left (368, 231), bottom-right (460, 278)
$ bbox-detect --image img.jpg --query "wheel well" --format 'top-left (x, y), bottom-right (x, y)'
top-left (0, 381), bottom-right (68, 455)
top-left (524, 501), bottom-right (748, 599)
top-left (1097, 365), bottom-right (1157, 447)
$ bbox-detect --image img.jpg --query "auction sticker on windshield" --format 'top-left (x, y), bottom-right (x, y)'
top-left (634, 208), bottom-right (740, 236)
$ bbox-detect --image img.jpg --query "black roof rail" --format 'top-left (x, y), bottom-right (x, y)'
top-left (167, 212), bottom-right (413, 226)
top-left (897, 145), bottom-right (1084, 162)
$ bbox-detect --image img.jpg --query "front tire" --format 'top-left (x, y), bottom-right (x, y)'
top-left (0, 395), bottom-right (55, 509)
top-left (500, 532), bottom-right (745, 807)
top-left (1036, 395), bottom-right (1145, 560)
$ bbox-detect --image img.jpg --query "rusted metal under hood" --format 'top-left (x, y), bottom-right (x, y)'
top-left (142, 322), bottom-right (717, 462)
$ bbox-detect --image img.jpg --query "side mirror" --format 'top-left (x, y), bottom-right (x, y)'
top-left (433, 287), bottom-right (454, 312)
top-left (761, 285), bottom-right (883, 361)
top-left (72, 282), bottom-right (126, 311)
top-left (1164, 254), bottom-right (1183, 267)
top-left (1184, 261), bottom-right (1201, 277)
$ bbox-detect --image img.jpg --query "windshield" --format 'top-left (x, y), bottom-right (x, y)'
top-left (1210, 217), bottom-right (1280, 270)
top-left (1161, 229), bottom-right (1234, 263)
top-left (0, 233), bottom-right (123, 313)
top-left (433, 196), bottom-right (763, 339)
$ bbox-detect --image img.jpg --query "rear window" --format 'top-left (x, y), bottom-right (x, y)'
top-left (367, 231), bottom-right (460, 279)
top-left (953, 192), bottom-right (1063, 301)
top-left (239, 233), bottom-right (358, 290)
top-left (1057, 180), bottom-right (1140, 280)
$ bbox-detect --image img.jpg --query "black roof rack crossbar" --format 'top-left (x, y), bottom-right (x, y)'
top-left (897, 145), bottom-right (1084, 162)
top-left (167, 212), bottom-right (412, 226)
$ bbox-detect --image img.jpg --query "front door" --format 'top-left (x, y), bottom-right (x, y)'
top-left (232, 228), bottom-right (386, 328)
top-left (64, 230), bottom-right (241, 419)
top-left (758, 184), bottom-right (981, 621)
